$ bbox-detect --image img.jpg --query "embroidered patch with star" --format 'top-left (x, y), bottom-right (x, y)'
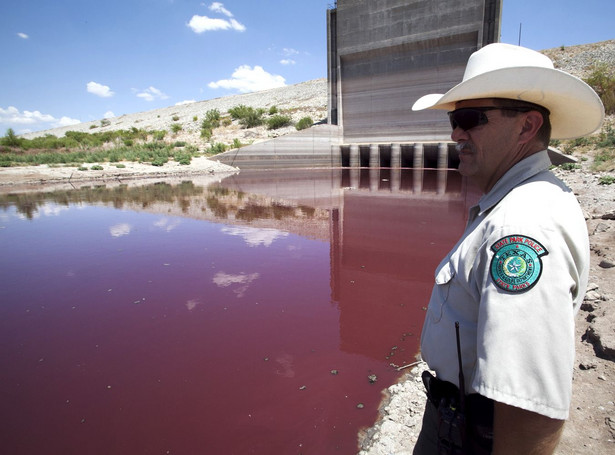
top-left (490, 235), bottom-right (548, 292)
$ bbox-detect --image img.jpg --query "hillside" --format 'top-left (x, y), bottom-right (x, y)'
top-left (20, 78), bottom-right (329, 149)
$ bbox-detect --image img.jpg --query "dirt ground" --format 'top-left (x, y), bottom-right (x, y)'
top-left (1, 156), bottom-right (614, 453)
top-left (552, 162), bottom-right (615, 454)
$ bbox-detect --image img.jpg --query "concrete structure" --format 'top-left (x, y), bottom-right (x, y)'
top-left (219, 0), bottom-right (505, 169)
top-left (328, 0), bottom-right (502, 143)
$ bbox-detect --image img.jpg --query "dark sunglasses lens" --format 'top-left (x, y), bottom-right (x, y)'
top-left (448, 109), bottom-right (486, 131)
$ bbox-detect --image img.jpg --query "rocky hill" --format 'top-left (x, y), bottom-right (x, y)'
top-left (20, 78), bottom-right (329, 149)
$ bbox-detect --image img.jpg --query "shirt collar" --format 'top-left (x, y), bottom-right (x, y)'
top-left (477, 150), bottom-right (551, 216)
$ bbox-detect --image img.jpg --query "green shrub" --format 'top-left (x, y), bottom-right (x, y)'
top-left (115, 163), bottom-right (126, 168)
top-left (91, 165), bottom-right (104, 170)
top-left (153, 130), bottom-right (166, 141)
top-left (239, 109), bottom-right (264, 128)
top-left (559, 162), bottom-right (580, 171)
top-left (597, 124), bottom-right (615, 148)
top-left (151, 156), bottom-right (168, 166)
top-left (228, 105), bottom-right (264, 128)
top-left (598, 175), bottom-right (615, 185)
top-left (174, 151), bottom-right (192, 165)
top-left (205, 109), bottom-right (221, 127)
top-left (209, 142), bottom-right (227, 155)
top-left (295, 117), bottom-right (313, 131)
top-left (172, 115), bottom-right (180, 121)
top-left (193, 115), bottom-right (198, 122)
top-left (228, 104), bottom-right (251, 120)
top-left (101, 119), bottom-right (111, 127)
top-left (1, 128), bottom-right (22, 147)
top-left (585, 63), bottom-right (615, 115)
top-left (171, 123), bottom-right (182, 134)
top-left (173, 141), bottom-right (187, 148)
top-left (593, 147), bottom-right (615, 169)
top-left (267, 114), bottom-right (292, 130)
top-left (268, 106), bottom-right (278, 115)
top-left (200, 126), bottom-right (213, 140)
top-left (232, 138), bottom-right (243, 149)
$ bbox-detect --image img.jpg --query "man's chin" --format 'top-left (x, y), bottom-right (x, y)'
top-left (457, 162), bottom-right (474, 177)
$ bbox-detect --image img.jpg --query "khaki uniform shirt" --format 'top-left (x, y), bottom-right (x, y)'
top-left (420, 150), bottom-right (589, 419)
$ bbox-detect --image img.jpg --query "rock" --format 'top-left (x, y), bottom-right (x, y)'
top-left (584, 324), bottom-right (615, 361)
top-left (584, 291), bottom-right (603, 302)
top-left (598, 259), bottom-right (615, 269)
top-left (593, 222), bottom-right (611, 234)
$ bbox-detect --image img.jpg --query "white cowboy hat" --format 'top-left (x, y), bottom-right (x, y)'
top-left (412, 43), bottom-right (604, 139)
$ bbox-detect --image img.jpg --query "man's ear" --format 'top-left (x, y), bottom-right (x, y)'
top-left (518, 110), bottom-right (544, 144)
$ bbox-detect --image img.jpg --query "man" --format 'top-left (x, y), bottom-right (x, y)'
top-left (411, 43), bottom-right (604, 454)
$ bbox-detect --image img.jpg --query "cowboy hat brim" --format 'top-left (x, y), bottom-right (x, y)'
top-left (412, 66), bottom-right (604, 140)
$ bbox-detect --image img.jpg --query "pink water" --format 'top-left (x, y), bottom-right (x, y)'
top-left (0, 169), bottom-right (478, 454)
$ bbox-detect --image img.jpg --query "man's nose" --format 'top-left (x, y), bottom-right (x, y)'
top-left (451, 126), bottom-right (468, 142)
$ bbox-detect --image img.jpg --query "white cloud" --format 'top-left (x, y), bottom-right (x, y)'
top-left (57, 116), bottom-right (81, 126)
top-left (0, 106), bottom-right (80, 132)
top-left (187, 3), bottom-right (245, 33)
top-left (103, 111), bottom-right (115, 119)
top-left (208, 65), bottom-right (286, 93)
top-left (187, 15), bottom-right (245, 33)
top-left (136, 86), bottom-right (169, 102)
top-left (280, 59), bottom-right (296, 65)
top-left (209, 2), bottom-right (232, 17)
top-left (87, 81), bottom-right (114, 98)
top-left (282, 48), bottom-right (299, 56)
top-left (17, 32), bottom-right (29, 39)
top-left (176, 99), bottom-right (196, 106)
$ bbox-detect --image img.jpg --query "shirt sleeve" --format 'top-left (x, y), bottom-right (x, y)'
top-left (470, 225), bottom-right (579, 420)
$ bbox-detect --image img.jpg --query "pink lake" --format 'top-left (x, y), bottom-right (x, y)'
top-left (0, 168), bottom-right (479, 454)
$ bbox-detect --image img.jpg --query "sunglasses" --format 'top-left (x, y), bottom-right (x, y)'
top-left (447, 107), bottom-right (534, 131)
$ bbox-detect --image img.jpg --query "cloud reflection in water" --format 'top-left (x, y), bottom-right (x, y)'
top-left (221, 226), bottom-right (288, 247)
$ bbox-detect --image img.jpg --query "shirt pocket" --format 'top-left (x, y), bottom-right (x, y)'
top-left (428, 260), bottom-right (455, 322)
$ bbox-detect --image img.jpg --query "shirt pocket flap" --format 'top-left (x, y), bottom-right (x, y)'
top-left (435, 261), bottom-right (455, 285)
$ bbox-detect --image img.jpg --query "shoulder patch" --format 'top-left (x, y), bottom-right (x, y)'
top-left (489, 235), bottom-right (549, 293)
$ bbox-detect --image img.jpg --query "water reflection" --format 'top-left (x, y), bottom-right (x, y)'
top-left (0, 169), bottom-right (479, 454)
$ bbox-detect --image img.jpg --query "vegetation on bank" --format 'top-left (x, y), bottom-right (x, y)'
top-left (585, 63), bottom-right (615, 115)
top-left (0, 136), bottom-right (200, 167)
top-left (0, 98), bottom-right (320, 168)
top-left (552, 120), bottom-right (615, 174)
top-left (1, 64), bottom-right (611, 171)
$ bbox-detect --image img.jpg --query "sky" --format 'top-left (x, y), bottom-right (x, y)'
top-left (1, 0), bottom-right (613, 135)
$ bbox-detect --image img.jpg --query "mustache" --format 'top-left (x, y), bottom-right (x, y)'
top-left (455, 142), bottom-right (475, 153)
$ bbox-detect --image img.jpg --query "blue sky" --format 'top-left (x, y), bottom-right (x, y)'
top-left (1, 0), bottom-right (612, 135)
